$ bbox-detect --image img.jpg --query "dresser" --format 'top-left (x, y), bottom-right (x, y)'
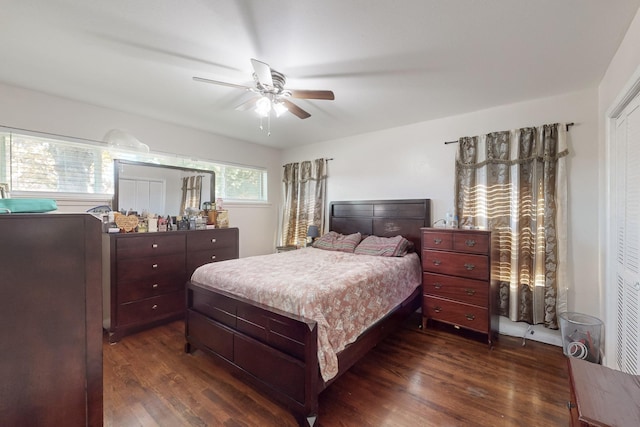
top-left (421, 227), bottom-right (496, 345)
top-left (103, 227), bottom-right (239, 342)
top-left (0, 214), bottom-right (103, 426)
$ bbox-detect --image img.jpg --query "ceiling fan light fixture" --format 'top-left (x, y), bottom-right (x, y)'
top-left (273, 101), bottom-right (288, 117)
top-left (255, 96), bottom-right (271, 117)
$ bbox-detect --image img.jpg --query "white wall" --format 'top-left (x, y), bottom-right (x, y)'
top-left (598, 8), bottom-right (640, 366)
top-left (283, 88), bottom-right (600, 322)
top-left (0, 82), bottom-right (282, 257)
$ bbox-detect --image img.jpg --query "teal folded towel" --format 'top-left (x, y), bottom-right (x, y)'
top-left (0, 198), bottom-right (58, 213)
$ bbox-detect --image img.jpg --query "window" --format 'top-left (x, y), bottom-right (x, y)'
top-left (1, 133), bottom-right (112, 195)
top-left (213, 163), bottom-right (267, 202)
top-left (0, 131), bottom-right (268, 203)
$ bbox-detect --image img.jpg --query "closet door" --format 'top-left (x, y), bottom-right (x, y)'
top-left (612, 93), bottom-right (640, 375)
top-left (119, 177), bottom-right (165, 215)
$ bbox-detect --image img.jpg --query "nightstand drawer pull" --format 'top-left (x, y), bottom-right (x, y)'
top-left (566, 401), bottom-right (576, 410)
top-left (211, 255), bottom-right (216, 260)
top-left (433, 306), bottom-right (442, 313)
top-left (152, 263), bottom-right (158, 269)
top-left (465, 239), bottom-right (476, 247)
top-left (211, 238), bottom-right (217, 243)
top-left (464, 263), bottom-right (475, 270)
top-left (151, 304), bottom-right (158, 310)
top-left (152, 243), bottom-right (158, 248)
top-left (465, 288), bottom-right (476, 296)
top-left (433, 238), bottom-right (443, 244)
top-left (465, 314), bottom-right (475, 321)
top-left (434, 283), bottom-right (442, 289)
top-left (433, 259), bottom-right (442, 266)
top-left (152, 283), bottom-right (158, 289)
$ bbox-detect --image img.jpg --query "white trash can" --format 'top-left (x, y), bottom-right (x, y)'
top-left (559, 312), bottom-right (603, 364)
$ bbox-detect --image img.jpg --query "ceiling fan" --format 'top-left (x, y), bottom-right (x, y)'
top-left (193, 59), bottom-right (335, 120)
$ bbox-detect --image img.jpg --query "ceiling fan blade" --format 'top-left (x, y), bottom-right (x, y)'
top-left (290, 89), bottom-right (335, 100)
top-left (250, 58), bottom-right (274, 88)
top-left (283, 99), bottom-right (311, 119)
top-left (235, 96), bottom-right (261, 111)
top-left (193, 76), bottom-right (251, 90)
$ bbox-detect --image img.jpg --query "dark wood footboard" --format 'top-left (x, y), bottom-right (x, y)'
top-left (185, 282), bottom-right (321, 425)
top-left (185, 282), bottom-right (421, 426)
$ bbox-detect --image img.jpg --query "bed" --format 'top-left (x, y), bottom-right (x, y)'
top-left (184, 199), bottom-right (431, 426)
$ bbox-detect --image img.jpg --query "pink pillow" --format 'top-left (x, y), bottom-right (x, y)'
top-left (354, 235), bottom-right (411, 257)
top-left (312, 231), bottom-right (362, 253)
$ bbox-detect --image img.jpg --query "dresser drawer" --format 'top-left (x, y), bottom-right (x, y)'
top-left (423, 272), bottom-right (488, 307)
top-left (117, 275), bottom-right (185, 304)
top-left (453, 232), bottom-right (490, 254)
top-left (422, 250), bottom-right (489, 280)
top-left (117, 253), bottom-right (186, 282)
top-left (187, 247), bottom-right (239, 276)
top-left (422, 231), bottom-right (453, 250)
top-left (118, 290), bottom-right (185, 326)
top-left (116, 233), bottom-right (185, 259)
top-left (423, 296), bottom-right (489, 333)
top-left (187, 229), bottom-right (239, 252)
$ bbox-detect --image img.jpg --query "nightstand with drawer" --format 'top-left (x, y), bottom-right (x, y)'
top-left (421, 227), bottom-right (497, 346)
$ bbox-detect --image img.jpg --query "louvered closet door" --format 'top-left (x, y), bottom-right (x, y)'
top-left (613, 93), bottom-right (640, 375)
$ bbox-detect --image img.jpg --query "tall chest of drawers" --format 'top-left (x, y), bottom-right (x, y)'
top-left (1, 214), bottom-right (102, 426)
top-left (103, 228), bottom-right (239, 342)
top-left (421, 228), bottom-right (496, 346)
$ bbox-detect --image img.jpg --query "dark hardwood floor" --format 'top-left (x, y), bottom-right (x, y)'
top-left (103, 315), bottom-right (571, 426)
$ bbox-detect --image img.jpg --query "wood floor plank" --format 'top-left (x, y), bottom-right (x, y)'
top-left (103, 315), bottom-right (571, 426)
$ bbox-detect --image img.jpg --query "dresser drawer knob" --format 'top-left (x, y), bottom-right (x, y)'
top-left (151, 304), bottom-right (158, 310)
top-left (152, 283), bottom-right (159, 289)
top-left (465, 288), bottom-right (476, 296)
top-left (211, 255), bottom-right (216, 260)
top-left (566, 401), bottom-right (576, 410)
top-left (211, 238), bottom-right (217, 243)
top-left (152, 263), bottom-right (158, 269)
top-left (433, 238), bottom-right (442, 244)
top-left (465, 314), bottom-right (475, 321)
top-left (433, 259), bottom-right (441, 266)
top-left (465, 239), bottom-right (476, 247)
top-left (464, 263), bottom-right (475, 270)
top-left (433, 306), bottom-right (442, 313)
top-left (152, 243), bottom-right (158, 248)
top-left (434, 283), bottom-right (442, 289)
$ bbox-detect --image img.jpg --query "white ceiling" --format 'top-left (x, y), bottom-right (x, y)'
top-left (1, 0), bottom-right (638, 149)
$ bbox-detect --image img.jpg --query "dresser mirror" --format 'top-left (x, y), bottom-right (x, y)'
top-left (113, 159), bottom-right (215, 217)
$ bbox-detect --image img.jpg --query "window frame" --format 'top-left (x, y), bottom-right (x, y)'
top-left (0, 130), bottom-right (268, 204)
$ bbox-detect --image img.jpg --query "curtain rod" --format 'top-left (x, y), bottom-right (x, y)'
top-left (282, 158), bottom-right (333, 167)
top-left (444, 122), bottom-right (574, 145)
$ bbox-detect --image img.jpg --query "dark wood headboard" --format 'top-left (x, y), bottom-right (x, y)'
top-left (329, 199), bottom-right (431, 252)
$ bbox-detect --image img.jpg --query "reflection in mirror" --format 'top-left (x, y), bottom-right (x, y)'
top-left (113, 160), bottom-right (215, 217)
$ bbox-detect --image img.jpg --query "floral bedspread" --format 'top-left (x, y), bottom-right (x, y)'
top-left (190, 247), bottom-right (422, 382)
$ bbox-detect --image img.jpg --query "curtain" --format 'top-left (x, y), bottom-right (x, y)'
top-left (454, 124), bottom-right (568, 328)
top-left (281, 158), bottom-right (328, 246)
top-left (180, 175), bottom-right (203, 214)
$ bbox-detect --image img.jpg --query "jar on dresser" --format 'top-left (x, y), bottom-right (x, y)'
top-left (102, 227), bottom-right (239, 342)
top-left (420, 227), bottom-right (497, 346)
